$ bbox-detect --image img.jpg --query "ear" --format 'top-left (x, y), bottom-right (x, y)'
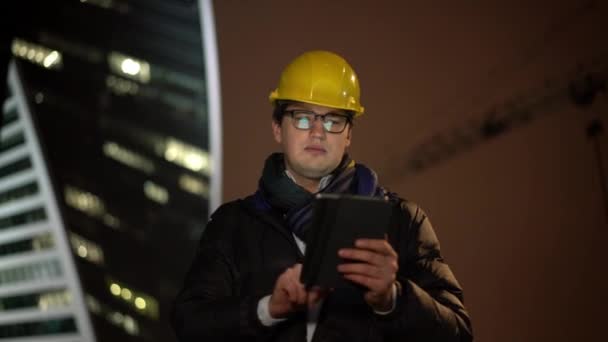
top-left (272, 120), bottom-right (282, 144)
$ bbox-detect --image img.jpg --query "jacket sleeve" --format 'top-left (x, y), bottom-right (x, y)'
top-left (170, 203), bottom-right (274, 342)
top-left (377, 201), bottom-right (473, 342)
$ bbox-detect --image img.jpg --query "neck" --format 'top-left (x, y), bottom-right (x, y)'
top-left (297, 179), bottom-right (320, 194)
top-left (285, 169), bottom-right (320, 193)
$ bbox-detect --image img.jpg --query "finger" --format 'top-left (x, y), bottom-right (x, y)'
top-left (338, 248), bottom-right (386, 266)
top-left (307, 287), bottom-right (329, 308)
top-left (354, 239), bottom-right (397, 257)
top-left (282, 278), bottom-right (300, 302)
top-left (307, 291), bottom-right (320, 307)
top-left (295, 283), bottom-right (308, 305)
top-left (288, 264), bottom-right (307, 304)
top-left (281, 272), bottom-right (305, 304)
top-left (309, 286), bottom-right (329, 301)
top-left (337, 263), bottom-right (382, 278)
top-left (343, 274), bottom-right (386, 292)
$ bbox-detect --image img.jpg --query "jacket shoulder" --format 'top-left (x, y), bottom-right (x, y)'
top-left (199, 199), bottom-right (248, 246)
top-left (209, 199), bottom-right (245, 222)
top-left (384, 191), bottom-right (428, 226)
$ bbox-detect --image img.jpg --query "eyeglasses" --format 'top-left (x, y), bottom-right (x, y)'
top-left (284, 110), bottom-right (351, 133)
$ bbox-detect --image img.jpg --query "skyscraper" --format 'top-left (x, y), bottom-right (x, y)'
top-left (0, 0), bottom-right (221, 340)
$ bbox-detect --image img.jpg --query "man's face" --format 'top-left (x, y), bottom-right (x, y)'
top-left (272, 102), bottom-right (352, 183)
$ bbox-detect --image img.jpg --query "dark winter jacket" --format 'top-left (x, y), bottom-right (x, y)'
top-left (171, 195), bottom-right (473, 342)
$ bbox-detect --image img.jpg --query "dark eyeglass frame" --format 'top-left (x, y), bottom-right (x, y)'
top-left (283, 110), bottom-right (352, 133)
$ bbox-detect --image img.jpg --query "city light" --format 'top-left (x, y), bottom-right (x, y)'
top-left (134, 297), bottom-right (146, 310)
top-left (38, 290), bottom-right (72, 311)
top-left (69, 232), bottom-right (105, 265)
top-left (110, 284), bottom-right (121, 296)
top-left (108, 51), bottom-right (150, 83)
top-left (179, 174), bottom-right (209, 198)
top-left (121, 58), bottom-right (141, 75)
top-left (106, 278), bottom-right (160, 319)
top-left (103, 141), bottom-right (154, 174)
top-left (162, 137), bottom-right (211, 175)
top-left (105, 75), bottom-right (140, 96)
top-left (86, 294), bottom-right (140, 336)
top-left (11, 38), bottom-right (63, 69)
top-left (77, 245), bottom-right (88, 258)
top-left (143, 180), bottom-right (169, 204)
top-left (121, 288), bottom-right (132, 301)
top-left (43, 51), bottom-right (60, 68)
top-left (64, 186), bottom-right (106, 218)
top-left (64, 185), bottom-right (122, 230)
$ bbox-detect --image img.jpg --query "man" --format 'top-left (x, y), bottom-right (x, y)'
top-left (171, 50), bottom-right (473, 341)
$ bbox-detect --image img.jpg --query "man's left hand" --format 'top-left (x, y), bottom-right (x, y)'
top-left (337, 238), bottom-right (398, 311)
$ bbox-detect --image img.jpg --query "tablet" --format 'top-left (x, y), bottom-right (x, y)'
top-left (300, 193), bottom-right (393, 289)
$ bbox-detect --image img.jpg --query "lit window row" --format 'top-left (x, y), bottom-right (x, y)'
top-left (63, 185), bottom-right (121, 230)
top-left (0, 260), bottom-right (62, 285)
top-left (64, 186), bottom-right (105, 217)
top-left (0, 233), bottom-right (53, 257)
top-left (31, 232), bottom-right (54, 251)
top-left (11, 38), bottom-right (62, 69)
top-left (38, 290), bottom-right (72, 311)
top-left (0, 289), bottom-right (71, 312)
top-left (103, 141), bottom-right (155, 174)
top-left (69, 232), bottom-right (104, 265)
top-left (161, 137), bottom-right (211, 175)
top-left (107, 278), bottom-right (159, 319)
top-left (143, 181), bottom-right (169, 204)
top-left (106, 75), bottom-right (139, 95)
top-left (85, 294), bottom-right (139, 336)
top-left (108, 51), bottom-right (150, 83)
top-left (179, 173), bottom-right (209, 198)
top-left (99, 118), bottom-right (212, 178)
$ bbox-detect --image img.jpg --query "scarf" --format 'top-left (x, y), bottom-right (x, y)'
top-left (254, 153), bottom-right (385, 241)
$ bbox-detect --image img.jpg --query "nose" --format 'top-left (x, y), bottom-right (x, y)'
top-left (309, 117), bottom-right (326, 138)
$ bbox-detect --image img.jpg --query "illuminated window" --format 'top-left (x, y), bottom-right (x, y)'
top-left (64, 186), bottom-right (105, 218)
top-left (143, 181), bottom-right (169, 204)
top-left (106, 278), bottom-right (159, 319)
top-left (11, 38), bottom-right (62, 70)
top-left (162, 137), bottom-right (211, 175)
top-left (69, 232), bottom-right (105, 265)
top-left (85, 294), bottom-right (140, 336)
top-left (63, 185), bottom-right (121, 229)
top-left (103, 141), bottom-right (154, 174)
top-left (108, 52), bottom-right (150, 83)
top-left (105, 75), bottom-right (139, 96)
top-left (0, 260), bottom-right (62, 285)
top-left (179, 174), bottom-right (209, 198)
top-left (0, 232), bottom-right (53, 257)
top-left (0, 289), bottom-right (71, 311)
top-left (38, 290), bottom-right (72, 310)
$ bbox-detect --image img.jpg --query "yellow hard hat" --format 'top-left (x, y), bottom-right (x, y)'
top-left (269, 50), bottom-right (365, 117)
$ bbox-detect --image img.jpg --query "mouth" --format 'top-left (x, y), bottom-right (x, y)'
top-left (304, 145), bottom-right (327, 154)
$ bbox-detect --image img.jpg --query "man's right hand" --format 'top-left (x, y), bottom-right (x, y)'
top-left (268, 264), bottom-right (326, 318)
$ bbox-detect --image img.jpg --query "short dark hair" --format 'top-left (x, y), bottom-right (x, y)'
top-left (271, 100), bottom-right (355, 126)
top-left (272, 101), bottom-right (291, 124)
